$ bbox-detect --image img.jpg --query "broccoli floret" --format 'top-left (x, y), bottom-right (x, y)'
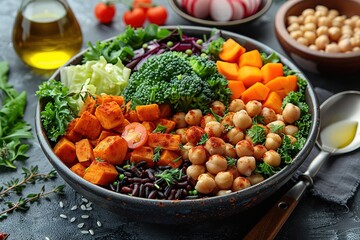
top-left (188, 55), bottom-right (217, 79)
top-left (131, 79), bottom-right (171, 106)
top-left (206, 72), bottom-right (231, 106)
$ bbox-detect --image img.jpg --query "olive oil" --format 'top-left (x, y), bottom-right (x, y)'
top-left (12, 0), bottom-right (82, 70)
top-left (320, 120), bottom-right (358, 149)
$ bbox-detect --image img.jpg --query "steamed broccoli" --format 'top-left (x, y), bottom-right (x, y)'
top-left (188, 55), bottom-right (218, 79)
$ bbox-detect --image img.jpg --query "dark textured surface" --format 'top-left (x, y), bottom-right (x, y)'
top-left (1, 0), bottom-right (360, 239)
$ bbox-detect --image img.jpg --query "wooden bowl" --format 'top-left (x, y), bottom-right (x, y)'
top-left (275, 0), bottom-right (360, 74)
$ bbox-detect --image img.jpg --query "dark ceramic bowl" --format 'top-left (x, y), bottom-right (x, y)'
top-left (36, 26), bottom-right (320, 224)
top-left (169, 0), bottom-right (272, 27)
top-left (275, 0), bottom-right (360, 74)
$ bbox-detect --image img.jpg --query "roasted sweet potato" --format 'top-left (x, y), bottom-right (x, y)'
top-left (130, 146), bottom-right (155, 167)
top-left (142, 121), bottom-right (156, 133)
top-left (53, 137), bottom-right (77, 164)
top-left (147, 133), bottom-right (181, 151)
top-left (95, 101), bottom-right (125, 129)
top-left (136, 104), bottom-right (160, 122)
top-left (159, 103), bottom-right (172, 118)
top-left (96, 130), bottom-right (116, 146)
top-left (93, 135), bottom-right (128, 165)
top-left (153, 118), bottom-right (176, 133)
top-left (70, 163), bottom-right (86, 177)
top-left (74, 111), bottom-right (102, 140)
top-left (124, 101), bottom-right (140, 123)
top-left (78, 95), bottom-right (97, 116)
top-left (65, 118), bottom-right (82, 143)
top-left (112, 119), bottom-right (130, 134)
top-left (99, 94), bottom-right (125, 106)
top-left (75, 139), bottom-right (95, 166)
top-left (158, 149), bottom-right (182, 168)
top-left (83, 160), bottom-right (118, 186)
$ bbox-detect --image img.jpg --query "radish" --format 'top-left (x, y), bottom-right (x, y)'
top-left (187, 0), bottom-right (211, 19)
top-left (229, 0), bottom-right (246, 20)
top-left (252, 0), bottom-right (261, 15)
top-left (210, 0), bottom-right (233, 21)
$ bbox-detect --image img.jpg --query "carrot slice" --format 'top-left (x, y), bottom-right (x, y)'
top-left (238, 66), bottom-right (263, 88)
top-left (241, 82), bottom-right (270, 103)
top-left (216, 60), bottom-right (239, 80)
top-left (219, 38), bottom-right (246, 63)
top-left (261, 63), bottom-right (284, 84)
top-left (238, 49), bottom-right (263, 68)
top-left (228, 80), bottom-right (246, 100)
top-left (263, 91), bottom-right (283, 114)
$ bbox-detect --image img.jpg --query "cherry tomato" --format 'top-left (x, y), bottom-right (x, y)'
top-left (123, 8), bottom-right (146, 28)
top-left (94, 2), bottom-right (116, 24)
top-left (132, 0), bottom-right (152, 11)
top-left (147, 6), bottom-right (168, 25)
top-left (121, 122), bottom-right (148, 149)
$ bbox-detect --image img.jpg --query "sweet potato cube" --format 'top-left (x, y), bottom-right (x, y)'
top-left (153, 118), bottom-right (176, 133)
top-left (53, 137), bottom-right (76, 163)
top-left (158, 149), bottom-right (182, 168)
top-left (159, 103), bottom-right (172, 118)
top-left (83, 161), bottom-right (118, 186)
top-left (130, 146), bottom-right (155, 168)
top-left (75, 139), bottom-right (95, 166)
top-left (96, 130), bottom-right (116, 146)
top-left (99, 94), bottom-right (125, 106)
top-left (124, 102), bottom-right (140, 122)
top-left (142, 121), bottom-right (155, 133)
top-left (112, 119), bottom-right (130, 134)
top-left (70, 163), bottom-right (86, 177)
top-left (95, 101), bottom-right (124, 130)
top-left (93, 136), bottom-right (128, 165)
top-left (147, 133), bottom-right (181, 151)
top-left (74, 111), bottom-right (102, 139)
top-left (65, 118), bottom-right (83, 143)
top-left (136, 104), bottom-right (160, 122)
top-left (78, 95), bottom-right (97, 117)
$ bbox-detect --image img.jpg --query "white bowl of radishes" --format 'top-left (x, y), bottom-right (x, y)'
top-left (170, 0), bottom-right (272, 26)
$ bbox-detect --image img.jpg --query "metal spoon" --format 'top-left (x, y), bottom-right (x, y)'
top-left (244, 91), bottom-right (360, 240)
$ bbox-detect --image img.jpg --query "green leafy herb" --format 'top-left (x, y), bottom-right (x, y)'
top-left (197, 133), bottom-right (209, 145)
top-left (155, 168), bottom-right (182, 187)
top-left (269, 123), bottom-right (284, 134)
top-left (260, 52), bottom-right (280, 64)
top-left (152, 146), bottom-right (162, 162)
top-left (223, 124), bottom-right (234, 132)
top-left (226, 156), bottom-right (237, 166)
top-left (252, 115), bottom-right (264, 125)
top-left (0, 62), bottom-right (32, 169)
top-left (247, 125), bottom-right (266, 145)
top-left (255, 162), bottom-right (280, 177)
top-left (153, 124), bottom-right (167, 133)
top-left (210, 108), bottom-right (223, 122)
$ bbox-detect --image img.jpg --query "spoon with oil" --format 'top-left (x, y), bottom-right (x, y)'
top-left (245, 91), bottom-right (360, 240)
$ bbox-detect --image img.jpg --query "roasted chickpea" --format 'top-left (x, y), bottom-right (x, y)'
top-left (229, 99), bottom-right (245, 112)
top-left (185, 126), bottom-right (206, 145)
top-left (205, 121), bottom-right (224, 138)
top-left (261, 107), bottom-right (277, 125)
top-left (224, 143), bottom-right (237, 158)
top-left (172, 112), bottom-right (187, 128)
top-left (265, 133), bottom-right (282, 150)
top-left (175, 128), bottom-right (188, 144)
top-left (328, 9), bottom-right (339, 20)
top-left (227, 165), bottom-right (240, 179)
top-left (290, 30), bottom-right (303, 40)
top-left (253, 144), bottom-right (267, 160)
top-left (206, 154), bottom-right (228, 175)
top-left (284, 125), bottom-right (299, 136)
top-left (263, 150), bottom-right (281, 167)
top-left (282, 103), bottom-right (301, 124)
top-left (237, 156), bottom-right (256, 177)
top-left (221, 112), bottom-right (235, 127)
top-left (232, 176), bottom-right (251, 192)
top-left (303, 15), bottom-right (317, 25)
top-left (317, 16), bottom-right (331, 27)
top-left (303, 22), bottom-right (317, 31)
top-left (216, 190), bottom-right (232, 196)
top-left (185, 109), bottom-right (203, 126)
top-left (339, 38), bottom-right (352, 52)
top-left (180, 142), bottom-right (194, 160)
top-left (188, 145), bottom-right (208, 165)
top-left (287, 23), bottom-right (300, 32)
top-left (315, 34), bottom-right (330, 50)
top-left (204, 137), bottom-right (226, 155)
top-left (297, 37), bottom-right (309, 46)
top-left (246, 173), bottom-right (265, 185)
top-left (302, 8), bottom-right (315, 18)
top-left (332, 16), bottom-right (346, 27)
top-left (235, 139), bottom-right (254, 158)
top-left (325, 43), bottom-right (341, 53)
top-left (288, 15), bottom-right (302, 25)
top-left (226, 127), bottom-right (245, 145)
top-left (328, 26), bottom-right (341, 42)
top-left (245, 100), bottom-right (262, 117)
top-left (186, 164), bottom-right (206, 180)
top-left (215, 171), bottom-right (234, 190)
top-left (210, 100), bottom-right (226, 116)
top-left (266, 120), bottom-right (285, 135)
top-left (351, 36), bottom-right (360, 47)
top-left (233, 110), bottom-right (252, 130)
top-left (200, 114), bottom-right (217, 129)
top-left (316, 25), bottom-right (329, 36)
top-left (303, 31), bottom-right (316, 45)
top-left (195, 173), bottom-right (216, 194)
top-left (309, 44), bottom-right (318, 51)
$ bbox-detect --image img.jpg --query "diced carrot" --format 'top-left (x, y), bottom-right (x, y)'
top-left (284, 75), bottom-right (298, 94)
top-left (159, 103), bottom-right (172, 118)
top-left (99, 94), bottom-right (125, 106)
top-left (261, 63), bottom-right (284, 84)
top-left (65, 118), bottom-right (82, 143)
top-left (274, 89), bottom-right (287, 99)
top-left (93, 136), bottom-right (128, 165)
top-left (263, 91), bottom-right (283, 114)
top-left (216, 61), bottom-right (239, 80)
top-left (136, 104), bottom-right (161, 122)
top-left (78, 95), bottom-right (97, 116)
top-left (153, 118), bottom-right (176, 133)
top-left (70, 163), bottom-right (86, 177)
top-left (75, 139), bottom-right (95, 167)
top-left (83, 161), bottom-right (118, 186)
top-left (95, 101), bottom-right (125, 130)
top-left (228, 80), bottom-right (246, 100)
top-left (53, 137), bottom-right (77, 164)
top-left (241, 82), bottom-right (270, 103)
top-left (142, 121), bottom-right (156, 133)
top-left (238, 66), bottom-right (263, 88)
top-left (130, 146), bottom-right (155, 168)
top-left (265, 76), bottom-right (286, 92)
top-left (147, 133), bottom-right (181, 151)
top-left (219, 38), bottom-right (246, 63)
top-left (238, 49), bottom-right (263, 68)
top-left (265, 75), bottom-right (298, 98)
top-left (73, 111), bottom-right (102, 140)
top-left (157, 149), bottom-right (182, 168)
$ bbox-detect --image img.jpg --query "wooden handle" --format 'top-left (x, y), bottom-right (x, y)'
top-left (243, 195), bottom-right (299, 240)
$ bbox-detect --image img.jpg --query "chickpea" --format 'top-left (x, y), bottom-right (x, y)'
top-left (297, 37), bottom-right (309, 46)
top-left (328, 26), bottom-right (341, 42)
top-left (235, 139), bottom-right (254, 158)
top-left (350, 36), bottom-right (360, 48)
top-left (185, 109), bottom-right (203, 126)
top-left (185, 126), bottom-right (206, 145)
top-left (287, 23), bottom-right (300, 32)
top-left (215, 171), bottom-right (234, 190)
top-left (186, 164), bottom-right (206, 180)
top-left (303, 22), bottom-right (317, 32)
top-left (195, 173), bottom-right (216, 194)
top-left (282, 103), bottom-right (301, 124)
top-left (233, 110), bottom-right (252, 130)
top-left (325, 43), bottom-right (341, 53)
top-left (344, 19), bottom-right (354, 28)
top-left (332, 16), bottom-right (346, 27)
top-left (226, 127), bottom-right (245, 145)
top-left (204, 137), bottom-right (226, 155)
top-left (266, 120), bottom-right (285, 135)
top-left (287, 15), bottom-right (302, 25)
top-left (227, 165), bottom-right (240, 179)
top-left (309, 44), bottom-right (318, 51)
top-left (284, 125), bottom-right (299, 136)
top-left (224, 143), bottom-right (237, 158)
top-left (229, 99), bottom-right (245, 112)
top-left (210, 100), bottom-right (226, 116)
top-left (303, 31), bottom-right (317, 45)
top-left (315, 5), bottom-right (328, 15)
top-left (246, 173), bottom-right (265, 185)
top-left (253, 144), bottom-right (267, 160)
top-left (261, 107), bottom-right (277, 125)
top-left (200, 114), bottom-right (217, 128)
top-left (216, 190), bottom-right (232, 196)
top-left (276, 114), bottom-right (284, 121)
top-left (180, 142), bottom-right (194, 160)
top-left (232, 176), bottom-right (251, 192)
top-left (221, 112), bottom-right (235, 127)
top-left (263, 150), bottom-right (281, 167)
top-left (265, 133), bottom-right (282, 150)
top-left (175, 128), bottom-right (188, 144)
top-left (205, 121), bottom-right (224, 138)
top-left (315, 35), bottom-right (330, 50)
top-left (237, 156), bottom-right (256, 177)
top-left (302, 8), bottom-right (315, 18)
top-left (303, 15), bottom-right (317, 25)
top-left (188, 145), bottom-right (208, 165)
top-left (172, 112), bottom-right (187, 128)
top-left (290, 30), bottom-right (303, 40)
top-left (316, 26), bottom-right (328, 36)
top-left (356, 19), bottom-right (360, 28)
top-left (328, 9), bottom-right (339, 20)
top-left (206, 154), bottom-right (228, 175)
top-left (317, 16), bottom-right (331, 27)
top-left (245, 100), bottom-right (262, 117)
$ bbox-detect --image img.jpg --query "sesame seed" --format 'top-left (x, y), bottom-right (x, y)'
top-left (86, 202), bottom-right (92, 208)
top-left (70, 205), bottom-right (78, 211)
top-left (59, 201), bottom-right (64, 208)
top-left (60, 214), bottom-right (67, 219)
top-left (77, 223), bottom-right (85, 228)
top-left (89, 229), bottom-right (94, 235)
top-left (81, 215), bottom-right (89, 219)
top-left (80, 205), bottom-right (87, 211)
top-left (45, 237), bottom-right (50, 240)
top-left (81, 198), bottom-right (89, 203)
top-left (80, 230), bottom-right (89, 235)
top-left (86, 207), bottom-right (93, 211)
top-left (96, 220), bottom-right (102, 227)
top-left (70, 217), bottom-right (76, 223)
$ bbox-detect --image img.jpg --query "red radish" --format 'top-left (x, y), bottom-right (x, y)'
top-left (229, 0), bottom-right (246, 20)
top-left (210, 0), bottom-right (233, 21)
top-left (252, 0), bottom-right (261, 15)
top-left (187, 0), bottom-right (211, 19)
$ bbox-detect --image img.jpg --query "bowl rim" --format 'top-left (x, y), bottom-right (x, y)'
top-left (275, 0), bottom-right (360, 60)
top-left (35, 25), bottom-right (319, 209)
top-left (168, 0), bottom-right (273, 27)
